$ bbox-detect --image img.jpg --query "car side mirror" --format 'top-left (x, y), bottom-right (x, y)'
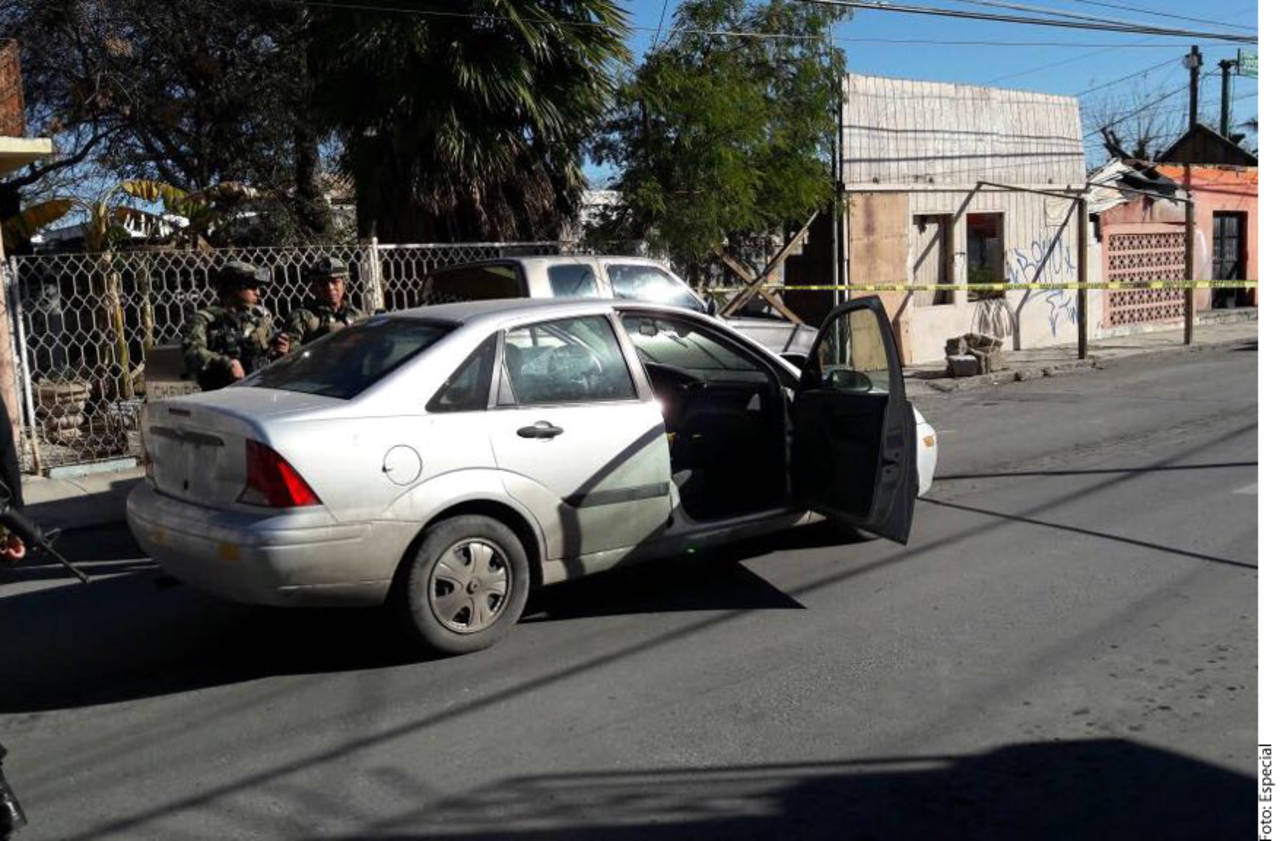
top-left (704, 297), bottom-right (718, 317)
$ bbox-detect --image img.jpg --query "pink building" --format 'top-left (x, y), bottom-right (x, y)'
top-left (1089, 126), bottom-right (1257, 332)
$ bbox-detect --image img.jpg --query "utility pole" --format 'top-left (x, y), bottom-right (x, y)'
top-left (1076, 197), bottom-right (1088, 360)
top-left (1219, 58), bottom-right (1235, 137)
top-left (1183, 45), bottom-right (1201, 345)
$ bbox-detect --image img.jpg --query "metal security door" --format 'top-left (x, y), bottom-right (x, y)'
top-left (1212, 212), bottom-right (1245, 308)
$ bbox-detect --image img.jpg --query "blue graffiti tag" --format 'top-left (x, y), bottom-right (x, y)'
top-left (1006, 234), bottom-right (1078, 336)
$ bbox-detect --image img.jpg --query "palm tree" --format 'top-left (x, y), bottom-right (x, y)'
top-left (312, 0), bottom-right (628, 242)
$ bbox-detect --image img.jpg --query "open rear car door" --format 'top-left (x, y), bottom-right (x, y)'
top-left (791, 296), bottom-right (917, 543)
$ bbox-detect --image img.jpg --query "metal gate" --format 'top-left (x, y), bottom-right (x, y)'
top-left (3, 241), bottom-right (575, 472)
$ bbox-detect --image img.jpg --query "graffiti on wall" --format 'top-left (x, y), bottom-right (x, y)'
top-left (1006, 231), bottom-right (1077, 336)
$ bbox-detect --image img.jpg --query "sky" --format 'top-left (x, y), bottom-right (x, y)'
top-left (587, 0), bottom-right (1260, 184)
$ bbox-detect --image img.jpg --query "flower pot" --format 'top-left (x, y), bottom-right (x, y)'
top-left (35, 380), bottom-right (91, 445)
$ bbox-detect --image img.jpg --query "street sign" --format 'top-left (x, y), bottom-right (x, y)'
top-left (1238, 50), bottom-right (1258, 78)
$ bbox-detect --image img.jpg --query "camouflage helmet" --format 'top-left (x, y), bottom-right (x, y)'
top-left (214, 260), bottom-right (270, 291)
top-left (305, 255), bottom-right (349, 282)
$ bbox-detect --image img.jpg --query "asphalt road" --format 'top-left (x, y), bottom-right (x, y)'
top-left (0, 342), bottom-right (1258, 840)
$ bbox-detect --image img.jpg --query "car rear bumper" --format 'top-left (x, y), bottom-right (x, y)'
top-left (126, 483), bottom-right (413, 606)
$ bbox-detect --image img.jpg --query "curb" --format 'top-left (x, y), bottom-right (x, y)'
top-left (918, 335), bottom-right (1254, 394)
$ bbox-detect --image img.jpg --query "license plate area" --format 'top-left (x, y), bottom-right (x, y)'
top-left (149, 425), bottom-right (226, 501)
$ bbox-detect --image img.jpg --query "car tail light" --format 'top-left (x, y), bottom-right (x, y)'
top-left (238, 440), bottom-right (321, 508)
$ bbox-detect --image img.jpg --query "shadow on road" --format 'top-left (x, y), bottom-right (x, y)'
top-left (525, 522), bottom-right (851, 622)
top-left (290, 740), bottom-right (1251, 841)
top-left (934, 460), bottom-right (1256, 481)
top-left (0, 523), bottom-right (841, 714)
top-left (920, 497), bottom-right (1256, 571)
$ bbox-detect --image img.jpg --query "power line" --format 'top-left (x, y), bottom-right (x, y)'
top-left (985, 43), bottom-right (1139, 85)
top-left (1064, 0), bottom-right (1257, 32)
top-left (953, 0), bottom-right (1191, 30)
top-left (1072, 56), bottom-right (1181, 96)
top-left (650, 0), bottom-right (671, 50)
top-left (975, 4), bottom-right (1255, 88)
top-left (1085, 78), bottom-right (1195, 137)
top-left (269, 0), bottom-right (1255, 51)
top-left (801, 0), bottom-right (1258, 42)
top-left (839, 38), bottom-right (1214, 47)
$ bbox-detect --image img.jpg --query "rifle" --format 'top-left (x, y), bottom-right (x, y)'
top-left (0, 485), bottom-right (91, 584)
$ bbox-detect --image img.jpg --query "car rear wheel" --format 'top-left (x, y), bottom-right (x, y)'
top-left (397, 514), bottom-right (530, 655)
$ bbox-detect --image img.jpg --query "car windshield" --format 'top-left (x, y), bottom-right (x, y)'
top-left (245, 317), bottom-right (454, 399)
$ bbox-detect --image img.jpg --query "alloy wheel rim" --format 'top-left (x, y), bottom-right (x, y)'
top-left (428, 539), bottom-right (511, 634)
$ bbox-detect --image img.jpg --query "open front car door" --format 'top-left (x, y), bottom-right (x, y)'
top-left (792, 296), bottom-right (917, 543)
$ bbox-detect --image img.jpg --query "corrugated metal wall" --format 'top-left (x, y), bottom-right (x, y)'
top-left (842, 75), bottom-right (1085, 187)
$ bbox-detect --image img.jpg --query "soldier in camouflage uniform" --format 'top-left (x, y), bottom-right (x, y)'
top-left (182, 260), bottom-right (284, 391)
top-left (283, 256), bottom-right (365, 348)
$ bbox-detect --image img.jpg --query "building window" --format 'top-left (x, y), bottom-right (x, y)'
top-left (966, 213), bottom-right (1004, 301)
top-left (912, 214), bottom-right (953, 305)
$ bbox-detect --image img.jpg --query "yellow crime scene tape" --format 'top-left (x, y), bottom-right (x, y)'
top-left (765, 280), bottom-right (1258, 293)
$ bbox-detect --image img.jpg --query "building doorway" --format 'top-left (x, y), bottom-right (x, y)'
top-left (965, 213), bottom-right (1004, 302)
top-left (1211, 211), bottom-right (1249, 308)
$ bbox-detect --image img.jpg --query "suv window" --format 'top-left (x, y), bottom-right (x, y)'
top-left (547, 264), bottom-right (600, 298)
top-left (605, 264), bottom-right (703, 312)
top-left (503, 316), bottom-right (635, 404)
top-left (421, 264), bottom-right (524, 305)
top-left (249, 317), bottom-right (453, 399)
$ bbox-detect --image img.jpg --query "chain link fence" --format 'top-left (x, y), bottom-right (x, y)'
top-left (2, 240), bottom-right (586, 472)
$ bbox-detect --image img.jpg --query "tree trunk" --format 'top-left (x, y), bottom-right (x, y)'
top-left (293, 124), bottom-right (331, 239)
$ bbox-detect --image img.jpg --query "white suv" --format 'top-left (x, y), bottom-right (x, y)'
top-left (418, 256), bottom-right (818, 361)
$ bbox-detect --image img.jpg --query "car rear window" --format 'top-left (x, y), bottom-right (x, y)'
top-left (245, 317), bottom-right (454, 399)
top-left (420, 264), bottom-right (525, 305)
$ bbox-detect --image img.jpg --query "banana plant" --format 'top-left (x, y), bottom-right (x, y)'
top-left (1, 179), bottom-right (258, 252)
top-left (1, 179), bottom-right (257, 403)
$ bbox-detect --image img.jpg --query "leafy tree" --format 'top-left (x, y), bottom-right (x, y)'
top-left (310, 0), bottom-right (629, 242)
top-left (0, 0), bottom-right (331, 246)
top-left (592, 0), bottom-right (847, 273)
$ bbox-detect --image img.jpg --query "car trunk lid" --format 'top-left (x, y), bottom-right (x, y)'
top-left (143, 388), bottom-right (337, 509)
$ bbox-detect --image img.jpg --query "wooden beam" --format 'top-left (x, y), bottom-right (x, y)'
top-left (718, 211), bottom-right (820, 318)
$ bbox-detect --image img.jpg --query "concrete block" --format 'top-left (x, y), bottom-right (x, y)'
top-left (946, 354), bottom-right (981, 377)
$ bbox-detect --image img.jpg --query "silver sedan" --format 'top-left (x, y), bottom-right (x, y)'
top-left (128, 297), bottom-right (936, 655)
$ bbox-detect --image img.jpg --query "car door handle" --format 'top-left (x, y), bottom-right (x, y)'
top-left (517, 422), bottom-right (564, 439)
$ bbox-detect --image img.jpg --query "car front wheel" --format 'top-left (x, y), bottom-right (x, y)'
top-left (398, 515), bottom-right (530, 655)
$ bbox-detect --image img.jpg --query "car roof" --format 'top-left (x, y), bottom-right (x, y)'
top-left (432, 254), bottom-right (669, 271)
top-left (389, 297), bottom-right (620, 327)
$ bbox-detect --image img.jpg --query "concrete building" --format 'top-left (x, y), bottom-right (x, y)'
top-left (1156, 125), bottom-right (1257, 310)
top-left (788, 74), bottom-right (1090, 364)
top-left (1084, 126), bottom-right (1258, 334)
top-left (1084, 159), bottom-right (1191, 333)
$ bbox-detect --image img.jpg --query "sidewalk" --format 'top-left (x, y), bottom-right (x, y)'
top-left (21, 466), bottom-right (146, 533)
top-left (904, 313), bottom-right (1258, 400)
top-left (15, 315), bottom-right (1258, 533)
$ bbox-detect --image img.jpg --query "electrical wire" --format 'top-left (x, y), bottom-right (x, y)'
top-left (799, 0), bottom-right (1257, 42)
top-left (953, 0), bottom-right (1191, 30)
top-left (650, 0), bottom-right (671, 49)
top-left (1065, 0), bottom-right (1257, 32)
top-left (277, 0), bottom-right (1257, 44)
top-left (1072, 56), bottom-right (1181, 96)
